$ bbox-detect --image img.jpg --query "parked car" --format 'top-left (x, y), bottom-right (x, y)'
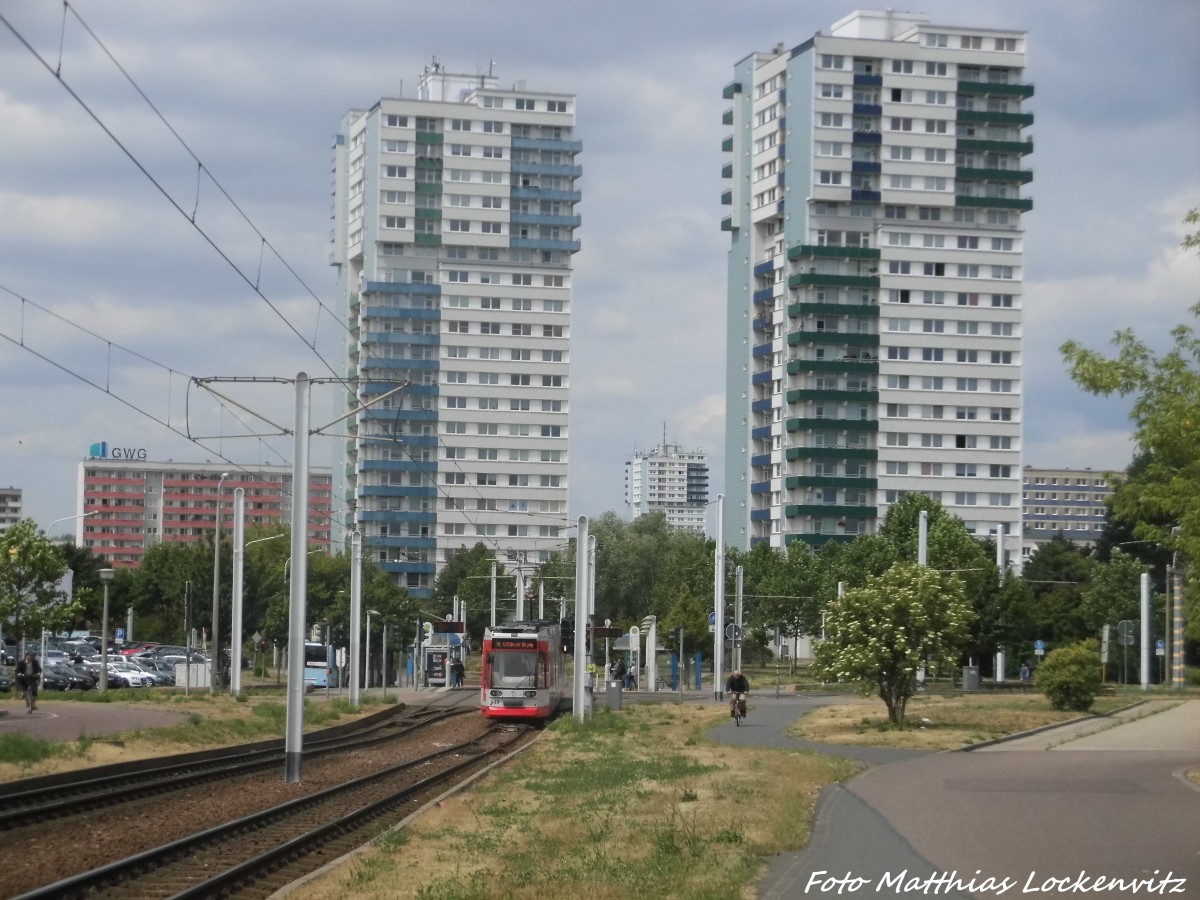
top-left (129, 659), bottom-right (173, 686)
top-left (43, 666), bottom-right (96, 692)
top-left (80, 662), bottom-right (128, 690)
top-left (0, 672), bottom-right (12, 692)
top-left (107, 663), bottom-right (154, 688)
top-left (61, 665), bottom-right (99, 690)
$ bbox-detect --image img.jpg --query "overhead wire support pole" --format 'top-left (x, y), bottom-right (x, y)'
top-left (285, 373), bottom-right (311, 784)
top-left (574, 516), bottom-right (589, 721)
top-left (714, 494), bottom-right (725, 701)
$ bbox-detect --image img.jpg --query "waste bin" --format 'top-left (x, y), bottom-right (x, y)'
top-left (606, 680), bottom-right (623, 711)
top-left (961, 665), bottom-right (980, 691)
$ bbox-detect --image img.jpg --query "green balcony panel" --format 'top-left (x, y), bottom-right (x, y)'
top-left (786, 504), bottom-right (877, 518)
top-left (955, 166), bottom-right (1033, 184)
top-left (785, 476), bottom-right (877, 490)
top-left (414, 208), bottom-right (443, 219)
top-left (787, 359), bottom-right (879, 375)
top-left (720, 216), bottom-right (733, 232)
top-left (786, 389), bottom-right (878, 403)
top-left (955, 196), bottom-right (1033, 212)
top-left (788, 273), bottom-right (879, 289)
top-left (786, 446), bottom-right (878, 461)
top-left (415, 157), bottom-right (444, 169)
top-left (957, 138), bottom-right (1034, 156)
top-left (415, 131), bottom-right (444, 144)
top-left (414, 233), bottom-right (442, 246)
top-left (787, 533), bottom-right (861, 547)
top-left (956, 109), bottom-right (1034, 128)
top-left (721, 189), bottom-right (732, 206)
top-left (957, 81), bottom-right (1035, 98)
top-left (722, 108), bottom-right (734, 125)
top-left (722, 81), bottom-right (743, 99)
top-left (721, 136), bottom-right (734, 152)
top-left (787, 331), bottom-right (879, 347)
top-left (788, 302), bottom-right (879, 318)
top-left (787, 244), bottom-right (881, 261)
top-left (787, 417), bottom-right (878, 432)
top-left (721, 163), bottom-right (733, 179)
top-left (415, 182), bottom-right (443, 194)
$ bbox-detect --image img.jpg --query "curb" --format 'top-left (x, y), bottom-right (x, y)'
top-left (959, 699), bottom-right (1148, 751)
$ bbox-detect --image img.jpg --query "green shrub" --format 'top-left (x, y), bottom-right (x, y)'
top-left (1035, 639), bottom-right (1102, 712)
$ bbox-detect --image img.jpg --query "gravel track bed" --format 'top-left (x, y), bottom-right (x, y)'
top-left (6, 712), bottom-right (492, 897)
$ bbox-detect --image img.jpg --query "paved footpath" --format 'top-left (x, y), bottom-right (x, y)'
top-left (704, 696), bottom-right (1200, 900)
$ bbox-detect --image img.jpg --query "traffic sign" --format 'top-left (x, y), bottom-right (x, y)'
top-left (1033, 639), bottom-right (1044, 651)
top-left (115, 628), bottom-right (126, 642)
top-left (1156, 639), bottom-right (1165, 657)
top-left (1117, 620), bottom-right (1136, 646)
top-left (708, 611), bottom-right (717, 626)
top-left (725, 623), bottom-right (741, 641)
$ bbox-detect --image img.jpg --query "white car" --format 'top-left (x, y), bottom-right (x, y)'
top-left (108, 663), bottom-right (154, 687)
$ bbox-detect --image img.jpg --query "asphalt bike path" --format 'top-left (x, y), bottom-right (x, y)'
top-left (706, 695), bottom-right (1200, 900)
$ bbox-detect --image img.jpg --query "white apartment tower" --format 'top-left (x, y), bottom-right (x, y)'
top-left (723, 11), bottom-right (1029, 555)
top-left (332, 63), bottom-right (580, 598)
top-left (625, 444), bottom-right (710, 533)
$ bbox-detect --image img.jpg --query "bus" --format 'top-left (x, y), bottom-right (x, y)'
top-left (303, 641), bottom-right (339, 689)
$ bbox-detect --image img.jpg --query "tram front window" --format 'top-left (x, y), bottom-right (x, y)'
top-left (493, 651), bottom-right (539, 688)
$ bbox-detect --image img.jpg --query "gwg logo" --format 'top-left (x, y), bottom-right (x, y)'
top-left (88, 442), bottom-right (148, 460)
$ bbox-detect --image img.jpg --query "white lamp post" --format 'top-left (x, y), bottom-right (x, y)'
top-left (99, 568), bottom-right (115, 694)
top-left (211, 472), bottom-right (229, 693)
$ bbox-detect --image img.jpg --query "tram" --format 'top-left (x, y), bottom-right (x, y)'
top-left (480, 620), bottom-right (568, 719)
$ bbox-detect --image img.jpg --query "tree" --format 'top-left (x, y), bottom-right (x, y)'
top-left (812, 562), bottom-right (974, 726)
top-left (1061, 215), bottom-right (1200, 637)
top-left (1021, 535), bottom-right (1097, 646)
top-left (0, 519), bottom-right (72, 638)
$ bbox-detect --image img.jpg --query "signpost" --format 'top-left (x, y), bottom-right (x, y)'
top-left (1117, 620), bottom-right (1135, 686)
top-left (1033, 639), bottom-right (1045, 658)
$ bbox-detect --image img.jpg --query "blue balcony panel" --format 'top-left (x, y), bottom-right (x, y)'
top-left (510, 212), bottom-right (583, 228)
top-left (511, 162), bottom-right (583, 178)
top-left (752, 343), bottom-right (773, 358)
top-left (751, 426), bottom-right (773, 441)
top-left (754, 260), bottom-right (775, 277)
top-left (751, 453), bottom-right (772, 468)
top-left (854, 74), bottom-right (883, 87)
top-left (852, 132), bottom-right (882, 145)
top-left (753, 287), bottom-right (776, 304)
top-left (750, 509), bottom-right (772, 522)
top-left (851, 189), bottom-right (881, 202)
top-left (851, 161), bottom-right (882, 174)
top-left (751, 370), bottom-right (773, 385)
top-left (751, 398), bottom-right (773, 413)
top-left (511, 136), bottom-right (583, 153)
top-left (511, 187), bottom-right (581, 203)
top-left (853, 103), bottom-right (882, 116)
top-left (750, 481), bottom-right (771, 495)
top-left (510, 238), bottom-right (582, 252)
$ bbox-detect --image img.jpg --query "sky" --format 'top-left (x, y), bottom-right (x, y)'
top-left (1, 0), bottom-right (1198, 539)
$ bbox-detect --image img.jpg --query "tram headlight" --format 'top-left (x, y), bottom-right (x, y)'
top-left (490, 689), bottom-right (503, 697)
top-left (524, 690), bottom-right (537, 698)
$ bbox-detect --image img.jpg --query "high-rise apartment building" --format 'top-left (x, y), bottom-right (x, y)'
top-left (331, 63), bottom-right (580, 597)
top-left (76, 459), bottom-right (332, 567)
top-left (723, 11), bottom-right (1029, 555)
top-left (0, 487), bottom-right (21, 534)
top-left (625, 444), bottom-right (710, 533)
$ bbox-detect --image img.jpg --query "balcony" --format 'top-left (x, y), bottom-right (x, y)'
top-left (853, 74), bottom-right (882, 87)
top-left (721, 136), bottom-right (733, 152)
top-left (785, 503), bottom-right (877, 518)
top-left (414, 131), bottom-right (444, 144)
top-left (722, 108), bottom-right (734, 125)
top-left (956, 166), bottom-right (1033, 183)
top-left (955, 195), bottom-right (1034, 212)
top-left (753, 260), bottom-right (775, 277)
top-left (851, 189), bottom-right (881, 202)
top-left (414, 233), bottom-right (442, 246)
top-left (720, 216), bottom-right (733, 232)
top-left (751, 371), bottom-right (773, 385)
top-left (511, 161), bottom-right (583, 178)
top-left (785, 475), bottom-right (877, 490)
top-left (956, 109), bottom-right (1034, 128)
top-left (787, 244), bottom-right (880, 261)
top-left (786, 446), bottom-right (878, 461)
top-left (787, 417), bottom-right (878, 433)
top-left (787, 331), bottom-right (879, 347)
top-left (414, 208), bottom-right (442, 219)
top-left (751, 425), bottom-right (773, 440)
top-left (788, 301), bottom-right (878, 318)
top-left (511, 136), bottom-right (583, 153)
top-left (851, 160), bottom-right (881, 174)
top-left (957, 81), bottom-right (1035, 98)
top-left (787, 358), bottom-right (878, 375)
top-left (512, 187), bottom-right (582, 203)
top-left (414, 182), bottom-right (443, 194)
top-left (722, 81), bottom-right (742, 99)
top-left (751, 398), bottom-right (773, 413)
top-left (511, 212), bottom-right (582, 228)
top-left (511, 237), bottom-right (582, 252)
top-left (788, 272), bottom-right (879, 289)
top-left (852, 131), bottom-right (882, 145)
top-left (721, 189), bottom-right (732, 206)
top-left (786, 388), bottom-right (878, 403)
top-left (722, 163), bottom-right (734, 179)
top-left (852, 103), bottom-right (883, 117)
top-left (787, 533), bottom-right (860, 547)
top-left (957, 138), bottom-right (1034, 156)
top-left (753, 287), bottom-right (775, 304)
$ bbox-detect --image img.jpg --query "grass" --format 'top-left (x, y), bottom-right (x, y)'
top-left (787, 692), bottom-right (1133, 750)
top-left (0, 689), bottom-right (385, 781)
top-left (285, 704), bottom-right (859, 900)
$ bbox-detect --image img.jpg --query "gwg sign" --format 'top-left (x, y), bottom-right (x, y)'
top-left (88, 441), bottom-right (148, 460)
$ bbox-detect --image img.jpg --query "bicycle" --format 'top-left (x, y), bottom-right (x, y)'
top-left (19, 679), bottom-right (37, 714)
top-left (729, 691), bottom-right (746, 726)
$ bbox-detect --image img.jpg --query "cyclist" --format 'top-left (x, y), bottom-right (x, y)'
top-left (15, 651), bottom-right (41, 712)
top-left (726, 669), bottom-right (749, 718)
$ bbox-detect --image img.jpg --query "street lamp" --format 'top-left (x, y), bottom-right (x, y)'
top-left (99, 568), bottom-right (115, 694)
top-left (366, 609), bottom-right (381, 690)
top-left (46, 511), bottom-right (98, 539)
top-left (211, 472), bottom-right (230, 693)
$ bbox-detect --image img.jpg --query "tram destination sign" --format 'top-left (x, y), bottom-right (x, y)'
top-left (492, 638), bottom-right (537, 650)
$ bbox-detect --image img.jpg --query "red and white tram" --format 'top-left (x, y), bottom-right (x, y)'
top-left (480, 620), bottom-right (568, 720)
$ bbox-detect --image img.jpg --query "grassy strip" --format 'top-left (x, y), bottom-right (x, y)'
top-left (0, 732), bottom-right (94, 767)
top-left (787, 693), bottom-right (1133, 751)
top-left (288, 704), bottom-right (859, 900)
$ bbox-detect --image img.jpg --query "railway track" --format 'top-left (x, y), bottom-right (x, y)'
top-left (0, 697), bottom-right (475, 828)
top-left (14, 723), bottom-right (534, 900)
